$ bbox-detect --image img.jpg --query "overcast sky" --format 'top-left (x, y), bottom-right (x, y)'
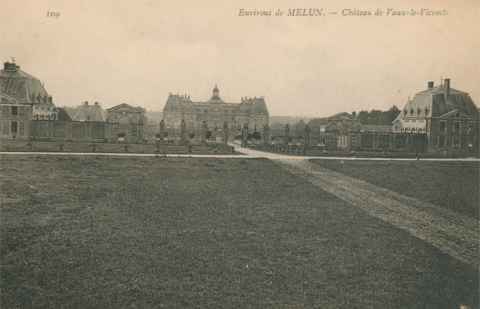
top-left (1, 0), bottom-right (478, 117)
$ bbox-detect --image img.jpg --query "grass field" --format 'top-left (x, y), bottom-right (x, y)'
top-left (310, 160), bottom-right (479, 219)
top-left (0, 156), bottom-right (478, 308)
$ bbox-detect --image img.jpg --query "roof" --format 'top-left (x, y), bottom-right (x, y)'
top-left (57, 107), bottom-right (73, 121)
top-left (438, 109), bottom-right (472, 119)
top-left (398, 82), bottom-right (478, 122)
top-left (70, 102), bottom-right (107, 121)
top-left (308, 112), bottom-right (354, 128)
top-left (0, 62), bottom-right (50, 104)
top-left (163, 93), bottom-right (269, 115)
top-left (107, 103), bottom-right (145, 113)
top-left (360, 124), bottom-right (392, 133)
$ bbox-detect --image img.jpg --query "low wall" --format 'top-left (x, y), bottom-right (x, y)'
top-left (31, 120), bottom-right (114, 142)
top-left (0, 140), bottom-right (236, 155)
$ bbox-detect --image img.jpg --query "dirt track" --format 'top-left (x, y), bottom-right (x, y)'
top-left (278, 159), bottom-right (479, 267)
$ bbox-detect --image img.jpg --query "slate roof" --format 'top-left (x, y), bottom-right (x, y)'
top-left (107, 103), bottom-right (145, 113)
top-left (57, 107), bottom-right (73, 121)
top-left (0, 62), bottom-right (49, 103)
top-left (397, 82), bottom-right (478, 122)
top-left (70, 102), bottom-right (107, 121)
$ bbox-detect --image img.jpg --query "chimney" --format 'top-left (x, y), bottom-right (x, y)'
top-left (94, 101), bottom-right (99, 106)
top-left (444, 78), bottom-right (450, 100)
top-left (3, 62), bottom-right (19, 72)
top-left (427, 81), bottom-right (434, 89)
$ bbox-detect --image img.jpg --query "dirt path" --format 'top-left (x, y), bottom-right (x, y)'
top-left (277, 159), bottom-right (479, 267)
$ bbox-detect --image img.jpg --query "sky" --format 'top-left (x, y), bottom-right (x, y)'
top-left (1, 0), bottom-right (479, 117)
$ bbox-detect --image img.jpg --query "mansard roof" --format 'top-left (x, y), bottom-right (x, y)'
top-left (0, 62), bottom-right (50, 104)
top-left (397, 81), bottom-right (478, 122)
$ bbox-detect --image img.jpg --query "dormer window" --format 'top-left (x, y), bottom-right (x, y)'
top-left (410, 108), bottom-right (414, 115)
top-left (403, 110), bottom-right (407, 116)
top-left (425, 108), bottom-right (429, 115)
top-left (417, 108), bottom-right (421, 115)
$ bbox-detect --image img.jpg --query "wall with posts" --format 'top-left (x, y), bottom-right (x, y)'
top-left (31, 120), bottom-right (116, 142)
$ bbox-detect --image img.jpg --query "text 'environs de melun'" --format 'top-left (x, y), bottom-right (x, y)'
top-left (238, 8), bottom-right (448, 17)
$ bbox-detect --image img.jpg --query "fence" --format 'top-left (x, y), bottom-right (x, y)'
top-left (31, 120), bottom-right (115, 142)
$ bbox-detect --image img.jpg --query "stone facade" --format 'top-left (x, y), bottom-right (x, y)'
top-left (0, 96), bottom-right (32, 140)
top-left (0, 61), bottom-right (56, 140)
top-left (162, 86), bottom-right (269, 140)
top-left (106, 103), bottom-right (147, 143)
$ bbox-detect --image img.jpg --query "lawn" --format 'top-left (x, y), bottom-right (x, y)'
top-left (0, 155), bottom-right (478, 308)
top-left (310, 159), bottom-right (479, 219)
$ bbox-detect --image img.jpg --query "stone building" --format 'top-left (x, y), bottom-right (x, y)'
top-left (67, 101), bottom-right (107, 122)
top-left (0, 61), bottom-right (58, 123)
top-left (0, 61), bottom-right (58, 139)
top-left (162, 85), bottom-right (269, 140)
top-left (393, 79), bottom-right (479, 154)
top-left (0, 92), bottom-right (32, 139)
top-left (106, 103), bottom-right (146, 143)
top-left (308, 113), bottom-right (357, 149)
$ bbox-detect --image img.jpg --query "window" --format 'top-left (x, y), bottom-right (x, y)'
top-left (11, 106), bottom-right (18, 116)
top-left (2, 121), bottom-right (9, 135)
top-left (11, 121), bottom-right (18, 134)
top-left (424, 108), bottom-right (429, 116)
top-left (453, 121), bottom-right (460, 133)
top-left (19, 122), bottom-right (24, 136)
top-left (467, 123), bottom-right (474, 135)
top-left (439, 121), bottom-right (447, 133)
top-left (438, 135), bottom-right (445, 147)
top-left (410, 108), bottom-right (414, 115)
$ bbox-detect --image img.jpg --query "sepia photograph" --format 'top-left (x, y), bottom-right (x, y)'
top-left (1, 0), bottom-right (479, 308)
